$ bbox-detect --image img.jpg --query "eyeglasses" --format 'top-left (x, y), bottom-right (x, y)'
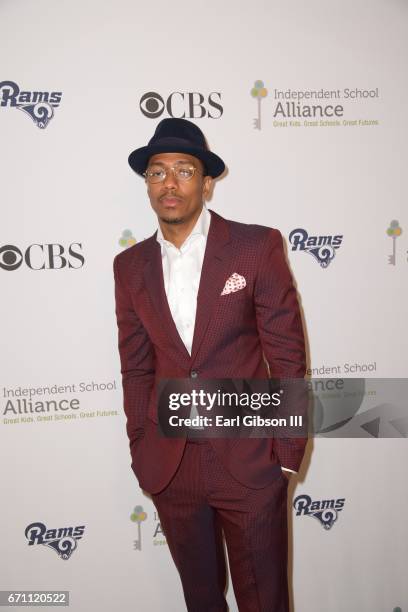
top-left (143, 162), bottom-right (202, 183)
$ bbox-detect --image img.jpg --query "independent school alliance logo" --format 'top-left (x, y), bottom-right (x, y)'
top-left (130, 505), bottom-right (147, 551)
top-left (130, 505), bottom-right (167, 550)
top-left (0, 80), bottom-right (62, 128)
top-left (386, 220), bottom-right (404, 265)
top-left (250, 78), bottom-right (379, 129)
top-left (293, 494), bottom-right (345, 530)
top-left (289, 228), bottom-right (343, 267)
top-left (118, 230), bottom-right (136, 249)
top-left (251, 80), bottom-right (268, 130)
top-left (25, 521), bottom-right (85, 559)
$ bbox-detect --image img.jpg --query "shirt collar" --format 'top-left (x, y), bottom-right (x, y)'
top-left (156, 205), bottom-right (211, 251)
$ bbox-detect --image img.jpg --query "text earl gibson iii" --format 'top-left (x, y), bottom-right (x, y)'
top-left (167, 414), bottom-right (304, 428)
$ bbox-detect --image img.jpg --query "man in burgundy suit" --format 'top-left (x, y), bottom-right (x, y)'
top-left (114, 118), bottom-right (306, 611)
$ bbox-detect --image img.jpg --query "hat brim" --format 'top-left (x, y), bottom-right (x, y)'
top-left (128, 141), bottom-right (225, 179)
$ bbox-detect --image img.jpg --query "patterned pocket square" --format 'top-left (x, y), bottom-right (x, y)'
top-left (220, 272), bottom-right (246, 296)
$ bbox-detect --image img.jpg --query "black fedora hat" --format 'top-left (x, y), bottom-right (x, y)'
top-left (128, 118), bottom-right (225, 178)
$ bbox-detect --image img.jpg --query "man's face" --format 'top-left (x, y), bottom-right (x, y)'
top-left (146, 152), bottom-right (212, 225)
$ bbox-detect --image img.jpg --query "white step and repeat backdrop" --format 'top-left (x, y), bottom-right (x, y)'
top-left (1, 1), bottom-right (407, 611)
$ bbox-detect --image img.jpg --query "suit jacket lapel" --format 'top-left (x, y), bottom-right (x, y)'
top-left (191, 210), bottom-right (232, 363)
top-left (142, 236), bottom-right (191, 363)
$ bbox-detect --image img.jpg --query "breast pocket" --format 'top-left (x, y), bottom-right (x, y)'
top-left (218, 289), bottom-right (248, 304)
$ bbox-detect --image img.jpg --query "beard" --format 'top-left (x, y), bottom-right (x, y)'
top-left (159, 215), bottom-right (185, 225)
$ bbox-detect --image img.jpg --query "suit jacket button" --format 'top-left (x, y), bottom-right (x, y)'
top-left (190, 370), bottom-right (198, 378)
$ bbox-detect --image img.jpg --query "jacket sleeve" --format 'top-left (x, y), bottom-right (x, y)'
top-left (254, 229), bottom-right (307, 472)
top-left (113, 255), bottom-right (155, 456)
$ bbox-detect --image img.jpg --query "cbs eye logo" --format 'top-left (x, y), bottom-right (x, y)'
top-left (0, 243), bottom-right (84, 271)
top-left (0, 245), bottom-right (23, 271)
top-left (140, 92), bottom-right (165, 119)
top-left (139, 91), bottom-right (223, 119)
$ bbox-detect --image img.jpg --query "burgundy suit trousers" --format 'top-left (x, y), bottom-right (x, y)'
top-left (151, 440), bottom-right (289, 612)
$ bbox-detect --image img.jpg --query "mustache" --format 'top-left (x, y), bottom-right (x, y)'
top-left (159, 191), bottom-right (183, 201)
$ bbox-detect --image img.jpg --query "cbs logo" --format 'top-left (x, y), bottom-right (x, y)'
top-left (139, 91), bottom-right (223, 119)
top-left (0, 243), bottom-right (85, 271)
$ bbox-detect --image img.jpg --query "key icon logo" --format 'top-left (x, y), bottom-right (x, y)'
top-left (386, 220), bottom-right (402, 265)
top-left (251, 80), bottom-right (268, 130)
top-left (130, 505), bottom-right (147, 551)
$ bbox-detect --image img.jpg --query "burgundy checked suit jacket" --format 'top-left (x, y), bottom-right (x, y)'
top-left (114, 210), bottom-right (306, 494)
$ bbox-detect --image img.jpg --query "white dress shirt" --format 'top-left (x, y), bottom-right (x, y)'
top-left (156, 205), bottom-right (210, 355)
top-left (156, 206), bottom-right (294, 474)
